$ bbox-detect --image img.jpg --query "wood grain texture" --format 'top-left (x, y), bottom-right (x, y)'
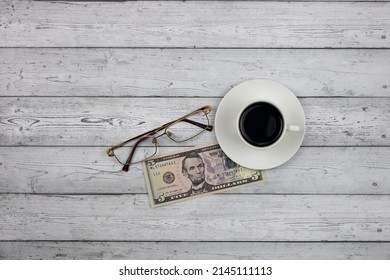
top-left (1, 0), bottom-right (389, 260)
top-left (1, 97), bottom-right (389, 146)
top-left (1, 1), bottom-right (389, 48)
top-left (1, 241), bottom-right (389, 260)
top-left (36, 0), bottom-right (390, 2)
top-left (0, 147), bottom-right (389, 194)
top-left (1, 194), bottom-right (389, 241)
top-left (1, 48), bottom-right (389, 98)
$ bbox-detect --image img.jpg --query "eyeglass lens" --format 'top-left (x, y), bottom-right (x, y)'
top-left (113, 136), bottom-right (158, 165)
top-left (165, 110), bottom-right (209, 143)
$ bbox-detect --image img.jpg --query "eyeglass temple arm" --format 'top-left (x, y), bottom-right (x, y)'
top-left (180, 119), bottom-right (213, 131)
top-left (122, 136), bottom-right (150, 172)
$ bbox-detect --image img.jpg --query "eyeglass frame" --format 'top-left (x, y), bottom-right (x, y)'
top-left (107, 105), bottom-right (214, 172)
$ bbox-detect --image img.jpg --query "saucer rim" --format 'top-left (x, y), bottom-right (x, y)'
top-left (215, 79), bottom-right (305, 170)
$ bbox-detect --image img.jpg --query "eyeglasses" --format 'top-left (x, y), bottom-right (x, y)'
top-left (107, 105), bottom-right (213, 171)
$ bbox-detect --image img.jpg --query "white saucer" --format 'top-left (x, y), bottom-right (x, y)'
top-left (215, 79), bottom-right (305, 170)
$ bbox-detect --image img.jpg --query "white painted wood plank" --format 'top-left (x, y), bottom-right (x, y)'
top-left (1, 1), bottom-right (389, 47)
top-left (1, 241), bottom-right (389, 260)
top-left (1, 194), bottom-right (389, 241)
top-left (1, 97), bottom-right (389, 146)
top-left (0, 147), bottom-right (389, 195)
top-left (50, 0), bottom-right (390, 2)
top-left (1, 48), bottom-right (389, 97)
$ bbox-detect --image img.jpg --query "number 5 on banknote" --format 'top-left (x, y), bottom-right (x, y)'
top-left (142, 143), bottom-right (267, 207)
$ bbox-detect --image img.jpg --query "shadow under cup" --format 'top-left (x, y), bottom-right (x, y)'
top-left (239, 101), bottom-right (284, 148)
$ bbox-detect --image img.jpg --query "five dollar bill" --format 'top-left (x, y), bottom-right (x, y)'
top-left (142, 143), bottom-right (266, 207)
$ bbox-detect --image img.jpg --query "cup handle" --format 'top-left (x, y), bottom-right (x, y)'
top-left (287, 124), bottom-right (302, 132)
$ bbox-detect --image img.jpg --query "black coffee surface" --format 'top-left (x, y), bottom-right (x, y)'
top-left (239, 102), bottom-right (284, 147)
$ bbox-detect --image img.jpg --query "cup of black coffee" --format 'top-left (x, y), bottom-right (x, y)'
top-left (238, 101), bottom-right (301, 148)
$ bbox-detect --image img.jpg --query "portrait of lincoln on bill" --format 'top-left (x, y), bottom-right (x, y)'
top-left (181, 152), bottom-right (215, 196)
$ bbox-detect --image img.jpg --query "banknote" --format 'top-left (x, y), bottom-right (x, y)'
top-left (142, 143), bottom-right (266, 207)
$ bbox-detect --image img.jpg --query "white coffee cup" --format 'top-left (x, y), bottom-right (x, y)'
top-left (237, 100), bottom-right (302, 149)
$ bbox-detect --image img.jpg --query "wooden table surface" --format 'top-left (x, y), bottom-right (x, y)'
top-left (1, 0), bottom-right (390, 259)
